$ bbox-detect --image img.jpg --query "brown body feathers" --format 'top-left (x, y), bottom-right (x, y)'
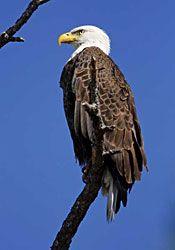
top-left (60, 47), bottom-right (147, 218)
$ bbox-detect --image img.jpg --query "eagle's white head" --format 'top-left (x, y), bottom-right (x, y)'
top-left (58, 25), bottom-right (110, 59)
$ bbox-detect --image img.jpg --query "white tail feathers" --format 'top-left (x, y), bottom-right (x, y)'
top-left (101, 168), bottom-right (118, 222)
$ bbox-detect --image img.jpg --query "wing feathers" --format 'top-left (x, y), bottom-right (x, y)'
top-left (130, 147), bottom-right (141, 180)
top-left (80, 105), bottom-right (88, 138)
top-left (74, 100), bottom-right (81, 135)
top-left (123, 150), bottom-right (132, 184)
top-left (86, 112), bottom-right (93, 141)
top-left (114, 129), bottom-right (124, 149)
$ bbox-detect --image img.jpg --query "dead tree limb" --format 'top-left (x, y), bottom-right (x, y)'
top-left (0, 0), bottom-right (50, 49)
top-left (51, 57), bottom-right (105, 250)
top-left (1, 2), bottom-right (105, 249)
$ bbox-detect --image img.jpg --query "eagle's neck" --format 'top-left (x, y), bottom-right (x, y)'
top-left (70, 41), bottom-right (110, 60)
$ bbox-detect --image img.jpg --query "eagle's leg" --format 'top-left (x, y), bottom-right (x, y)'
top-left (82, 160), bottom-right (92, 183)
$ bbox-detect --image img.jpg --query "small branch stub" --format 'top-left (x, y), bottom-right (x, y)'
top-left (10, 37), bottom-right (25, 42)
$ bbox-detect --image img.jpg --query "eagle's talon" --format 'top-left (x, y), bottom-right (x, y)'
top-left (82, 162), bottom-right (91, 183)
top-left (82, 174), bottom-right (88, 184)
top-left (81, 166), bottom-right (87, 174)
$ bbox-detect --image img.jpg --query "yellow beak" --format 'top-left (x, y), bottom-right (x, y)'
top-left (58, 32), bottom-right (78, 45)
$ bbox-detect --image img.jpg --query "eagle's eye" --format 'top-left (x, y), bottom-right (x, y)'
top-left (72, 29), bottom-right (85, 36)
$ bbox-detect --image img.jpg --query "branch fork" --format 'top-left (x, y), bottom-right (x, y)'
top-left (0, 0), bottom-right (50, 48)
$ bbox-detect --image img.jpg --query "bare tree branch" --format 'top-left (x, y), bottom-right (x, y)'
top-left (51, 57), bottom-right (105, 250)
top-left (0, 0), bottom-right (50, 49)
top-left (1, 2), bottom-right (106, 246)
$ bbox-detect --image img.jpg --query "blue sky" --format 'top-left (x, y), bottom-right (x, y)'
top-left (0, 0), bottom-right (175, 249)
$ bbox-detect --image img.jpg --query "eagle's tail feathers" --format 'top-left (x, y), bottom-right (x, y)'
top-left (102, 168), bottom-right (119, 222)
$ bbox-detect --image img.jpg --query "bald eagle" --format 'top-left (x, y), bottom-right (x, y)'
top-left (58, 25), bottom-right (147, 221)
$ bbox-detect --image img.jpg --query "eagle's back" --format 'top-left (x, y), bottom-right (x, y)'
top-left (60, 47), bottom-right (147, 219)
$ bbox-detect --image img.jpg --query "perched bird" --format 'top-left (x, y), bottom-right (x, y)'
top-left (58, 25), bottom-right (147, 221)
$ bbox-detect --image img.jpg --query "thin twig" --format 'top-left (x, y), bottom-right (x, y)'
top-left (0, 0), bottom-right (50, 48)
top-left (51, 57), bottom-right (105, 250)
